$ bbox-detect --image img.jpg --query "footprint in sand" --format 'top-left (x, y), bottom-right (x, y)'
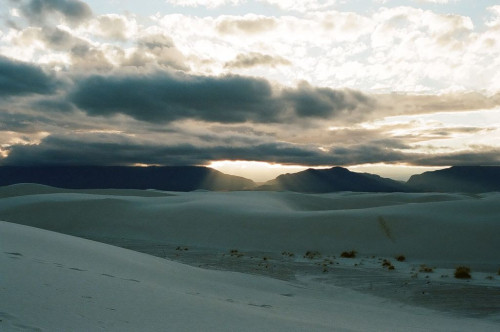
top-left (101, 273), bottom-right (116, 278)
top-left (4, 252), bottom-right (23, 259)
top-left (248, 303), bottom-right (272, 308)
top-left (100, 274), bottom-right (140, 282)
top-left (69, 267), bottom-right (87, 272)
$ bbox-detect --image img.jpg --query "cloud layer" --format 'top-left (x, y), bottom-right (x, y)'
top-left (0, 56), bottom-right (57, 96)
top-left (68, 72), bottom-right (374, 124)
top-left (1, 0), bottom-right (499, 174)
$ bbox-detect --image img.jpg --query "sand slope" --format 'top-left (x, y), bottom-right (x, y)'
top-left (2, 220), bottom-right (498, 331)
top-left (0, 185), bottom-right (499, 268)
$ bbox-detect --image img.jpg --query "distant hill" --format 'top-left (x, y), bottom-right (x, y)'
top-left (0, 166), bottom-right (256, 191)
top-left (406, 166), bottom-right (500, 193)
top-left (258, 167), bottom-right (408, 193)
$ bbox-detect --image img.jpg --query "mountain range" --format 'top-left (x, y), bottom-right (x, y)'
top-left (257, 167), bottom-right (408, 192)
top-left (0, 165), bottom-right (499, 193)
top-left (0, 166), bottom-right (255, 191)
top-left (406, 166), bottom-right (500, 193)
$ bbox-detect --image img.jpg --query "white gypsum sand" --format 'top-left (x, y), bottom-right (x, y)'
top-left (2, 220), bottom-right (499, 331)
top-left (0, 184), bottom-right (499, 330)
top-left (0, 185), bottom-right (499, 266)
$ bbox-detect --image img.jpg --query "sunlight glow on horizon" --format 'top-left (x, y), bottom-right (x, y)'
top-left (207, 160), bottom-right (447, 182)
top-left (207, 160), bottom-right (314, 182)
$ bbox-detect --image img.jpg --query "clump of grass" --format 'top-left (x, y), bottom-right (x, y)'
top-left (281, 251), bottom-right (295, 257)
top-left (175, 246), bottom-right (189, 251)
top-left (396, 255), bottom-right (406, 262)
top-left (498, 268), bottom-right (500, 276)
top-left (340, 250), bottom-right (357, 258)
top-left (303, 251), bottom-right (321, 259)
top-left (229, 249), bottom-right (244, 258)
top-left (454, 266), bottom-right (471, 279)
top-left (382, 259), bottom-right (395, 270)
top-left (419, 265), bottom-right (434, 273)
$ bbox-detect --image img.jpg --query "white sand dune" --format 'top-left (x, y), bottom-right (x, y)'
top-left (2, 220), bottom-right (499, 331)
top-left (0, 183), bottom-right (173, 198)
top-left (0, 185), bottom-right (498, 268)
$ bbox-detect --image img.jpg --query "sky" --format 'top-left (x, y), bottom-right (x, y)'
top-left (0, 0), bottom-right (499, 182)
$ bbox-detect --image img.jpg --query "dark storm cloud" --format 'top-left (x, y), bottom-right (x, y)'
top-left (69, 72), bottom-right (282, 123)
top-left (0, 134), bottom-right (323, 166)
top-left (34, 98), bottom-right (75, 113)
top-left (323, 142), bottom-right (500, 167)
top-left (413, 147), bottom-right (500, 166)
top-left (0, 56), bottom-right (57, 97)
top-left (0, 109), bottom-right (37, 132)
top-left (224, 52), bottom-right (291, 69)
top-left (282, 82), bottom-right (374, 119)
top-left (4, 132), bottom-right (499, 168)
top-left (2, 131), bottom-right (499, 168)
top-left (18, 0), bottom-right (92, 25)
top-left (69, 72), bottom-right (374, 124)
top-left (327, 142), bottom-right (409, 165)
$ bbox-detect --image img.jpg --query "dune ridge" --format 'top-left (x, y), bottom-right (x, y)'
top-left (0, 184), bottom-right (498, 268)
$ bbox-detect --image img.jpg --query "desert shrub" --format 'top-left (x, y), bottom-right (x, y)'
top-left (454, 266), bottom-right (471, 279)
top-left (396, 255), bottom-right (406, 262)
top-left (229, 249), bottom-right (244, 258)
top-left (304, 251), bottom-right (321, 259)
top-left (382, 259), bottom-right (392, 267)
top-left (382, 259), bottom-right (395, 270)
top-left (281, 251), bottom-right (295, 257)
top-left (419, 265), bottom-right (433, 273)
top-left (340, 250), bottom-right (357, 258)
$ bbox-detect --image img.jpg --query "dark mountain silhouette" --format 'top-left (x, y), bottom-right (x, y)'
top-left (0, 166), bottom-right (255, 191)
top-left (258, 167), bottom-right (408, 193)
top-left (3, 165), bottom-right (497, 193)
top-left (406, 166), bottom-right (500, 193)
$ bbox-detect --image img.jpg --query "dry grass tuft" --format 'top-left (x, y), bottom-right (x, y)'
top-left (304, 251), bottom-right (321, 259)
top-left (340, 250), bottom-right (357, 258)
top-left (419, 265), bottom-right (433, 273)
top-left (454, 266), bottom-right (471, 279)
